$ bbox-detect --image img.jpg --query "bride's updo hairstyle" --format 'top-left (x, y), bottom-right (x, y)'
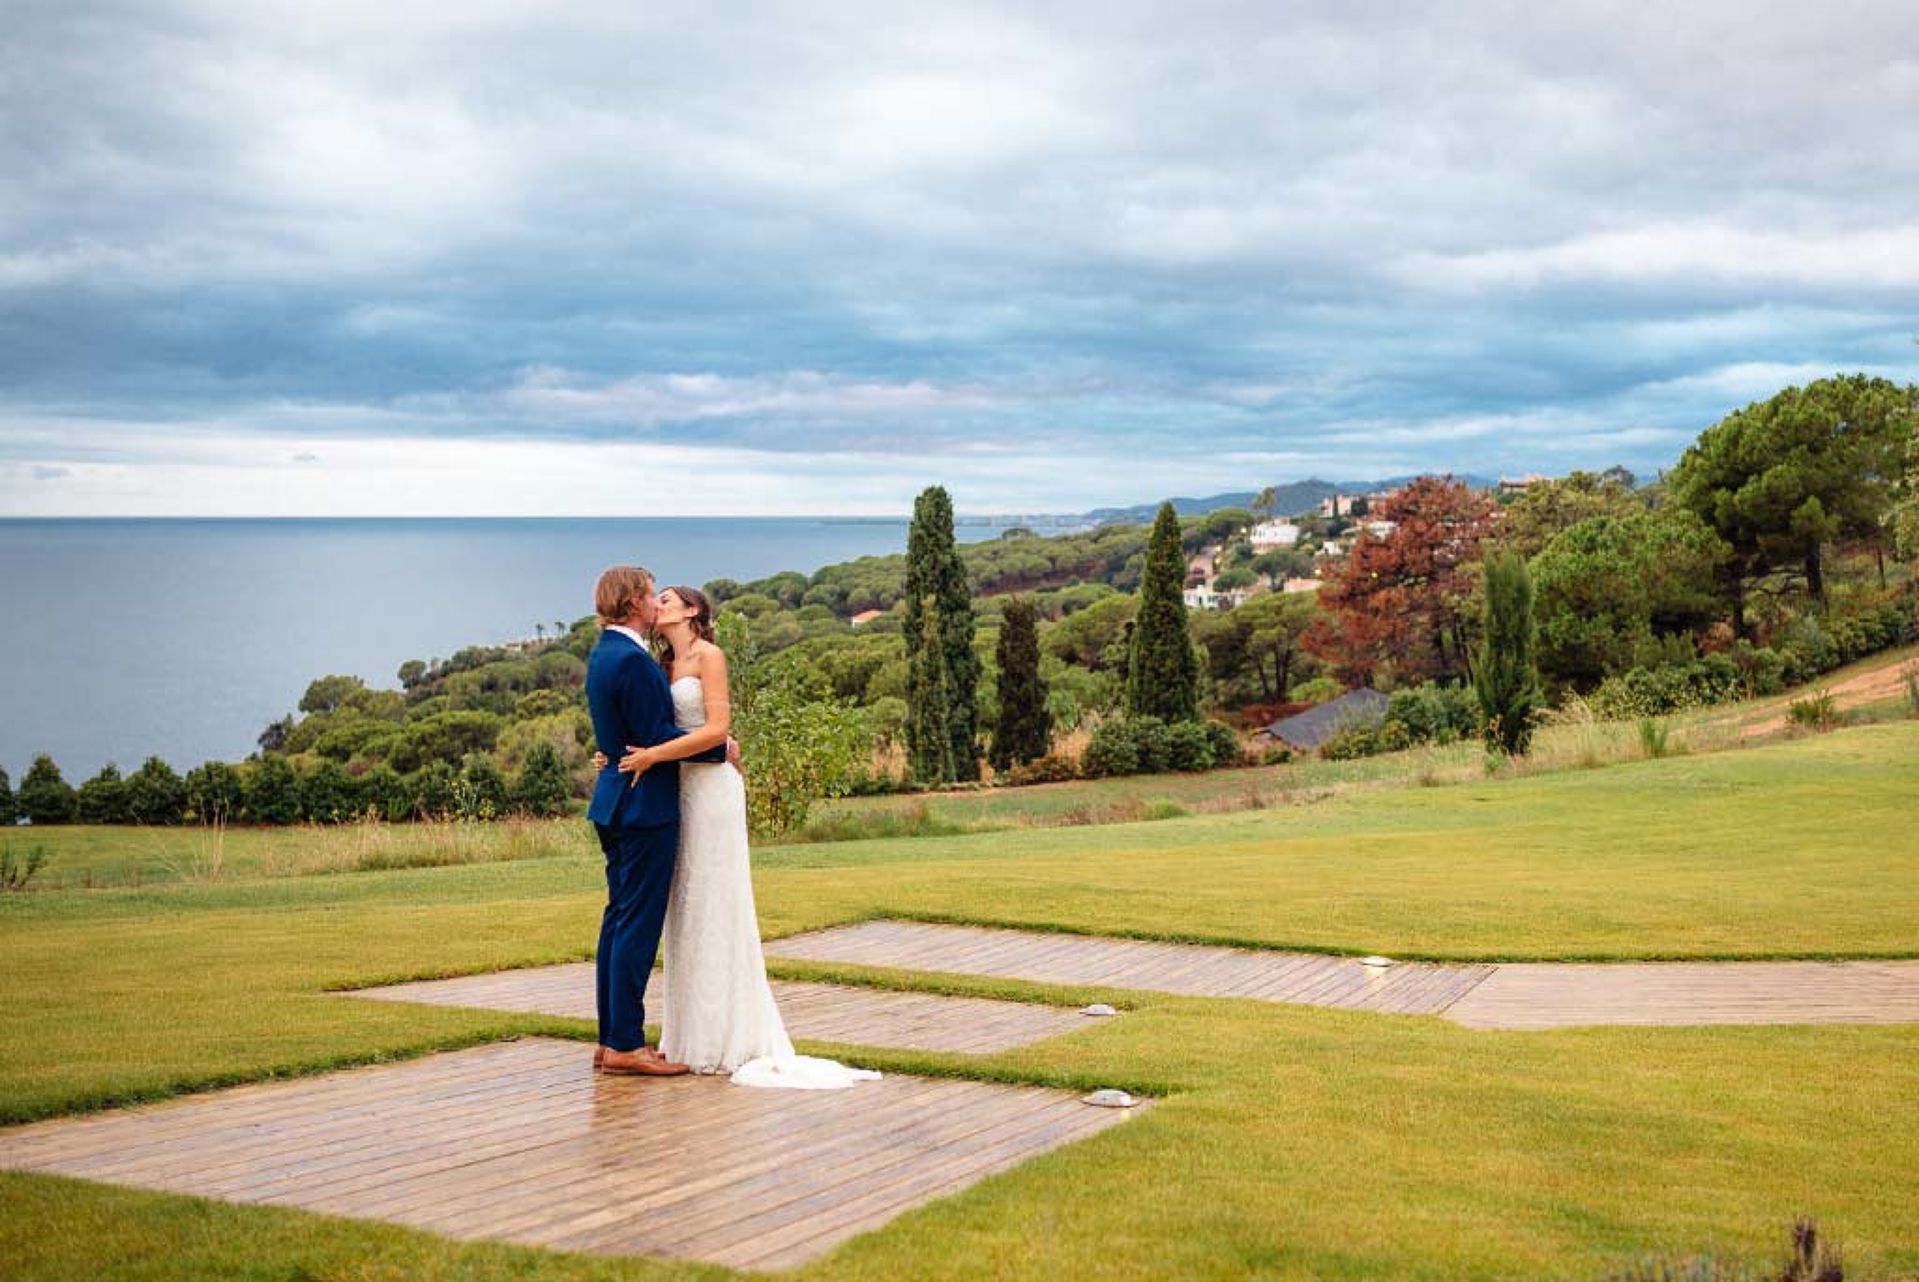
top-left (657, 585), bottom-right (716, 667)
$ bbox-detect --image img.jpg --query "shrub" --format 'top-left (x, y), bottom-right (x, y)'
top-left (514, 741), bottom-right (572, 817)
top-left (1785, 691), bottom-right (1841, 732)
top-left (1162, 720), bottom-right (1218, 771)
top-left (1375, 719), bottom-right (1414, 753)
top-left (1081, 715), bottom-right (1180, 778)
top-left (1320, 727), bottom-right (1379, 760)
top-left (1589, 657), bottom-right (1742, 720)
top-left (1291, 676), bottom-right (1342, 705)
top-left (1384, 682), bottom-right (1480, 745)
top-left (1259, 744), bottom-right (1293, 766)
top-left (1, 842), bottom-right (49, 891)
top-left (1202, 720), bottom-right (1243, 767)
top-left (299, 760), bottom-right (361, 824)
top-left (456, 754), bottom-right (510, 822)
top-left (1637, 718), bottom-right (1671, 759)
top-left (357, 765), bottom-right (413, 822)
top-left (244, 755), bottom-right (301, 825)
top-left (409, 761), bottom-right (459, 820)
top-left (184, 761), bottom-right (244, 824)
top-left (1080, 718), bottom-right (1140, 778)
top-left (1002, 754), bottom-right (1079, 786)
top-left (1727, 641), bottom-right (1787, 697)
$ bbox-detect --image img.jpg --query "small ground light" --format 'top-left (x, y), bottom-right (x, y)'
top-left (1360, 955), bottom-right (1394, 971)
top-left (1082, 1089), bottom-right (1138, 1108)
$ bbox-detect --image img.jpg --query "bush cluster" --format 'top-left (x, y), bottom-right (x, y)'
top-left (1081, 716), bottom-right (1242, 778)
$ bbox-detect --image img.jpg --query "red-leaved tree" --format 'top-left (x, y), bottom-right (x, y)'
top-left (1306, 476), bottom-right (1497, 686)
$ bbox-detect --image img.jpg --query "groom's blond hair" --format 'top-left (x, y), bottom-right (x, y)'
top-left (594, 565), bottom-right (654, 626)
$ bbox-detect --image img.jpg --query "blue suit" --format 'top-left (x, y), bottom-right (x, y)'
top-left (584, 628), bottom-right (726, 1052)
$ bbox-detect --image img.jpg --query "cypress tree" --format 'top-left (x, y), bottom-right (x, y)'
top-left (907, 602), bottom-right (955, 785)
top-left (904, 486), bottom-right (980, 782)
top-left (0, 766), bottom-right (14, 824)
top-left (1476, 549), bottom-right (1542, 756)
top-left (18, 754), bottom-right (76, 825)
top-left (990, 596), bottom-right (1051, 771)
top-left (1126, 502), bottom-right (1200, 722)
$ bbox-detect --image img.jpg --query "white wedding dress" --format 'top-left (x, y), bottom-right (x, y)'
top-left (659, 677), bottom-right (879, 1090)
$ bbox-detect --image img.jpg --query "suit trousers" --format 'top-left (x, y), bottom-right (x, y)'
top-left (594, 820), bottom-right (679, 1053)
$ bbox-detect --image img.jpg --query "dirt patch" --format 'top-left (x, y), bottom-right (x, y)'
top-left (1741, 659), bottom-right (1917, 738)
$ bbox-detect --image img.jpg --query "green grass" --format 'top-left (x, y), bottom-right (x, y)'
top-left (2, 722), bottom-right (1917, 1277)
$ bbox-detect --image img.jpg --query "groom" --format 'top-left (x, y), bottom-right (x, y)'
top-left (585, 565), bottom-right (730, 1076)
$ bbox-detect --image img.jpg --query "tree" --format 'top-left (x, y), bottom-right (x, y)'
top-left (1307, 476), bottom-right (1497, 686)
top-left (1126, 502), bottom-right (1201, 722)
top-left (1476, 550), bottom-right (1541, 756)
top-left (515, 741), bottom-right (572, 817)
top-left (18, 755), bottom-right (75, 824)
top-left (397, 659), bottom-right (428, 689)
top-left (990, 597), bottom-right (1051, 771)
top-left (76, 764), bottom-right (132, 824)
top-left (906, 604), bottom-right (955, 784)
top-left (257, 715), bottom-right (294, 755)
top-left (904, 486), bottom-right (980, 782)
top-left (125, 756), bottom-right (187, 825)
top-left (244, 755), bottom-right (301, 825)
top-left (184, 761), bottom-right (244, 824)
top-left (299, 674), bottom-right (370, 715)
top-left (1672, 374), bottom-right (1915, 629)
top-left (1197, 591), bottom-right (1321, 706)
top-left (1498, 470), bottom-right (1642, 559)
top-left (0, 766), bottom-right (14, 824)
top-left (1530, 509), bottom-right (1730, 688)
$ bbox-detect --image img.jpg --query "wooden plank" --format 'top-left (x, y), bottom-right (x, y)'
top-left (0, 1040), bottom-right (1146, 1269)
top-left (346, 967), bottom-right (1090, 1055)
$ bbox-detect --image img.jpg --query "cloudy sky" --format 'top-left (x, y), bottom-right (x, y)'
top-left (4, 1), bottom-right (1917, 515)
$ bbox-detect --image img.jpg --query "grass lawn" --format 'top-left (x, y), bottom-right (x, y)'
top-left (2, 721), bottom-right (1916, 1278)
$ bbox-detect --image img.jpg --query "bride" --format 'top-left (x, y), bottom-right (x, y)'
top-left (602, 585), bottom-right (878, 1091)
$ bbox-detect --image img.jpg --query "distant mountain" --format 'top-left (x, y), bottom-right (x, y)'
top-left (1073, 475), bottom-right (1500, 524)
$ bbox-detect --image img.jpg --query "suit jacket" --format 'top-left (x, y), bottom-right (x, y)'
top-left (584, 629), bottom-right (727, 829)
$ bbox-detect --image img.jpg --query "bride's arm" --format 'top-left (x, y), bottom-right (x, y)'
top-left (618, 650), bottom-right (732, 776)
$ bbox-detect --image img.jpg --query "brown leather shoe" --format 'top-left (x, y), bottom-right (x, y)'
top-left (601, 1047), bottom-right (689, 1076)
top-left (593, 1045), bottom-right (606, 1071)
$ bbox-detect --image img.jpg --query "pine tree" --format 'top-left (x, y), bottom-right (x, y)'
top-left (0, 766), bottom-right (14, 825)
top-left (1476, 550), bottom-right (1542, 756)
top-left (18, 754), bottom-right (75, 825)
top-left (990, 596), bottom-right (1051, 770)
top-left (1126, 502), bottom-right (1200, 722)
top-left (904, 486), bottom-right (980, 782)
top-left (907, 602), bottom-right (955, 785)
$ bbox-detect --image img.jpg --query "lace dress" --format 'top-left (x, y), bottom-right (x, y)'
top-left (658, 677), bottom-right (880, 1090)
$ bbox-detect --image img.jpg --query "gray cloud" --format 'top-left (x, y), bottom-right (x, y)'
top-left (3, 1), bottom-right (1917, 512)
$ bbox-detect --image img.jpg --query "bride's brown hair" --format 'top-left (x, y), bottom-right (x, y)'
top-left (656, 585), bottom-right (716, 668)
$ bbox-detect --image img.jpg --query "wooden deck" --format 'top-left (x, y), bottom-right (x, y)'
top-left (765, 921), bottom-right (1497, 1016)
top-left (766, 922), bottom-right (1919, 1030)
top-left (348, 964), bottom-right (1095, 1055)
top-left (0, 1039), bottom-right (1142, 1270)
top-left (1446, 959), bottom-right (1919, 1029)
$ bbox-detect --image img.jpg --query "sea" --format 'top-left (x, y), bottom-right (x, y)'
top-left (0, 518), bottom-right (999, 778)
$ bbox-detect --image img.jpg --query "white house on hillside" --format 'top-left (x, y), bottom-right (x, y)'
top-left (1249, 519), bottom-right (1301, 551)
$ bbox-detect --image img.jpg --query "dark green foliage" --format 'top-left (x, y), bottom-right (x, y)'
top-left (904, 486), bottom-right (980, 782)
top-left (0, 767), bottom-right (13, 824)
top-left (1319, 727), bottom-right (1381, 760)
top-left (18, 754), bottom-right (75, 825)
top-left (243, 755), bottom-right (301, 825)
top-left (1476, 550), bottom-right (1541, 756)
top-left (184, 761), bottom-right (244, 824)
top-left (457, 753), bottom-right (510, 821)
top-left (906, 603), bottom-right (955, 785)
top-left (409, 761), bottom-right (459, 820)
top-left (1126, 503), bottom-right (1200, 722)
top-left (990, 597), bottom-right (1051, 771)
top-left (1589, 656), bottom-right (1743, 719)
top-left (357, 765), bottom-right (412, 822)
top-left (297, 760), bottom-right (360, 824)
top-left (76, 764), bottom-right (132, 824)
top-left (256, 715), bottom-right (293, 755)
top-left (514, 741), bottom-right (572, 817)
top-left (1673, 374), bottom-right (1915, 622)
top-left (123, 757), bottom-right (187, 825)
top-left (1384, 683), bottom-right (1480, 745)
top-left (299, 674), bottom-right (370, 715)
top-left (1530, 509), bottom-right (1731, 689)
